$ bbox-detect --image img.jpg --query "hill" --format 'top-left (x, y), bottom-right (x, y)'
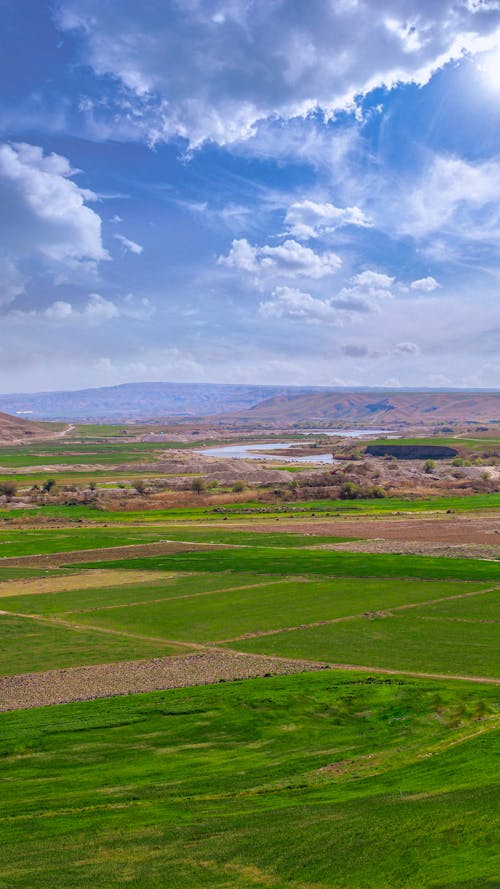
top-left (0, 411), bottom-right (52, 443)
top-left (0, 382), bottom-right (325, 421)
top-left (221, 390), bottom-right (500, 426)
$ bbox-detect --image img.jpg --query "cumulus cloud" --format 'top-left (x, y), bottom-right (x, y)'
top-left (393, 341), bottom-right (420, 355)
top-left (259, 268), bottom-right (395, 323)
top-left (410, 276), bottom-right (440, 292)
top-left (114, 233), bottom-right (144, 255)
top-left (0, 143), bottom-right (107, 266)
top-left (42, 293), bottom-right (153, 324)
top-left (56, 1), bottom-right (500, 147)
top-left (219, 238), bottom-right (342, 280)
top-left (259, 286), bottom-right (342, 322)
top-left (0, 143), bottom-right (108, 309)
top-left (285, 200), bottom-right (372, 240)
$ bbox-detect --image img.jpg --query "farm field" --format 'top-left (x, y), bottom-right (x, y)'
top-left (0, 671), bottom-right (498, 888)
top-left (0, 428), bottom-right (499, 888)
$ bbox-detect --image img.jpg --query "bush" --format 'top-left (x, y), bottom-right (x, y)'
top-left (0, 481), bottom-right (17, 500)
top-left (42, 479), bottom-right (56, 493)
top-left (191, 478), bottom-right (206, 495)
top-left (424, 459), bottom-right (435, 473)
top-left (231, 481), bottom-right (246, 493)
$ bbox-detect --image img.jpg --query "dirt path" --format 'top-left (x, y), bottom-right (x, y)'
top-left (0, 652), bottom-right (329, 711)
top-left (219, 584), bottom-right (500, 643)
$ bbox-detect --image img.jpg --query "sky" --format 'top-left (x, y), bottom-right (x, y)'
top-left (1, 1), bottom-right (500, 393)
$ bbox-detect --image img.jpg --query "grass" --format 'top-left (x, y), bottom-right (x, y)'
top-left (1, 491), bottom-right (500, 524)
top-left (81, 546), bottom-right (500, 582)
top-left (46, 577), bottom-right (486, 646)
top-left (0, 671), bottom-right (498, 888)
top-left (0, 526), bottom-right (188, 558)
top-left (0, 612), bottom-right (181, 676)
top-left (228, 609), bottom-right (500, 678)
top-left (0, 572), bottom-right (266, 617)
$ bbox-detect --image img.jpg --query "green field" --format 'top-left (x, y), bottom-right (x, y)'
top-left (82, 545), bottom-right (500, 582)
top-left (1, 446), bottom-right (499, 888)
top-left (2, 491), bottom-right (500, 525)
top-left (0, 671), bottom-right (498, 888)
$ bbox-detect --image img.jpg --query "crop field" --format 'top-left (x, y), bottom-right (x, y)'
top-left (0, 672), bottom-right (498, 888)
top-left (0, 437), bottom-right (498, 888)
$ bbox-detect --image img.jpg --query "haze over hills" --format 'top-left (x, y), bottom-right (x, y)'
top-left (0, 382), bottom-right (499, 426)
top-left (0, 382), bottom-right (325, 422)
top-left (218, 390), bottom-right (500, 427)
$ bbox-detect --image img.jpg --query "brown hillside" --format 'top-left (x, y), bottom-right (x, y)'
top-left (222, 390), bottom-right (500, 426)
top-left (0, 411), bottom-right (53, 443)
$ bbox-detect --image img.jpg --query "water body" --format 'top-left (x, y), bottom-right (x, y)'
top-left (200, 430), bottom-right (395, 464)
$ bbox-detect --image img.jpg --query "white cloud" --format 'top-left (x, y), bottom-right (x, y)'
top-left (258, 267), bottom-right (395, 324)
top-left (56, 1), bottom-right (500, 148)
top-left (400, 155), bottom-right (500, 242)
top-left (42, 292), bottom-right (153, 324)
top-left (0, 143), bottom-right (108, 310)
top-left (259, 286), bottom-right (342, 322)
top-left (393, 341), bottom-right (420, 355)
top-left (114, 233), bottom-right (144, 255)
top-left (0, 143), bottom-right (107, 266)
top-left (219, 238), bottom-right (342, 280)
top-left (285, 200), bottom-right (372, 240)
top-left (410, 276), bottom-right (440, 291)
top-left (352, 270), bottom-right (395, 290)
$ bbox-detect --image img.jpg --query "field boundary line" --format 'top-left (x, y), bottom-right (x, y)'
top-left (59, 578), bottom-right (297, 614)
top-left (224, 651), bottom-right (500, 685)
top-left (218, 584), bottom-right (500, 643)
top-left (0, 609), bottom-right (211, 651)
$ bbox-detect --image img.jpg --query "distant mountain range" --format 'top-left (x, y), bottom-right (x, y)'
top-left (0, 382), bottom-right (325, 421)
top-left (0, 382), bottom-right (498, 425)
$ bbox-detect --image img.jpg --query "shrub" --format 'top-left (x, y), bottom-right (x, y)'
top-left (0, 481), bottom-right (17, 500)
top-left (191, 478), bottom-right (206, 495)
top-left (231, 481), bottom-right (246, 493)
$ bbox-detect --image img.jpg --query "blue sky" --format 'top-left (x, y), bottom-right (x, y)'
top-left (1, 0), bottom-right (500, 392)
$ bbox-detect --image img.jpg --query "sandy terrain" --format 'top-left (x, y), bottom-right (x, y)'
top-left (0, 569), bottom-right (172, 599)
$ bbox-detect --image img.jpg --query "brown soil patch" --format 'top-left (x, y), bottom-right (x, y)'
top-left (0, 651), bottom-right (328, 711)
top-left (318, 539), bottom-right (500, 559)
top-left (0, 569), bottom-right (172, 599)
top-left (221, 515), bottom-right (500, 545)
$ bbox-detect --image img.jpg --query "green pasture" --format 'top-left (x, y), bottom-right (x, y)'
top-left (1, 492), bottom-right (500, 527)
top-left (0, 526), bottom-right (189, 558)
top-left (47, 576), bottom-right (485, 647)
top-left (0, 611), bottom-right (180, 676)
top-left (229, 607), bottom-right (500, 678)
top-left (366, 435), bottom-right (500, 454)
top-left (82, 546), bottom-right (500, 582)
top-left (0, 572), bottom-right (265, 617)
top-left (0, 671), bottom-right (498, 888)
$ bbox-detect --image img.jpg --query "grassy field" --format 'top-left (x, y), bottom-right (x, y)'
top-left (82, 545), bottom-right (500, 582)
top-left (0, 439), bottom-right (499, 888)
top-left (2, 491), bottom-right (500, 525)
top-left (0, 671), bottom-right (498, 888)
